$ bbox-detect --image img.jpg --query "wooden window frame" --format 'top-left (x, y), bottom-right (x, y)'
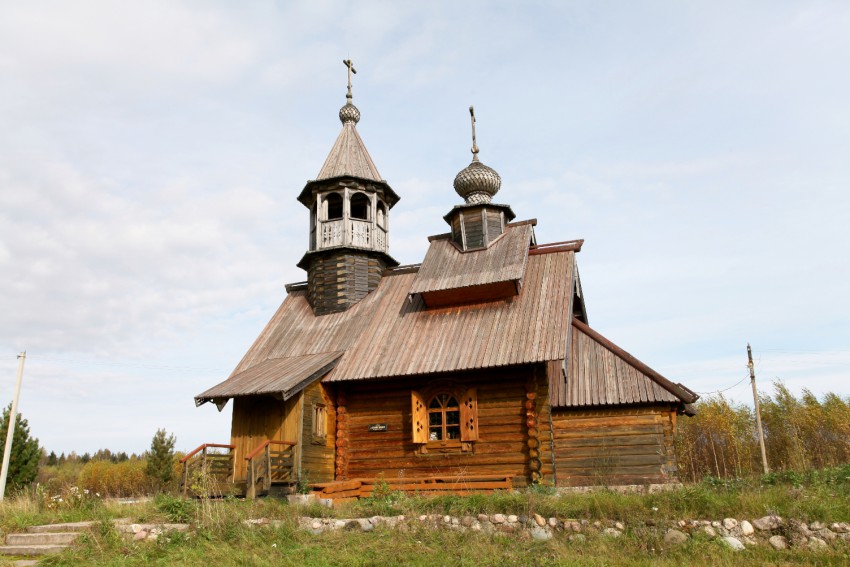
top-left (412, 387), bottom-right (478, 455)
top-left (312, 403), bottom-right (327, 445)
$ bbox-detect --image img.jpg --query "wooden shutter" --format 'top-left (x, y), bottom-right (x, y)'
top-left (411, 391), bottom-right (428, 444)
top-left (460, 388), bottom-right (479, 442)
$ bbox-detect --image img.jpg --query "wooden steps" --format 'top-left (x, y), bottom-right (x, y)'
top-left (311, 474), bottom-right (513, 501)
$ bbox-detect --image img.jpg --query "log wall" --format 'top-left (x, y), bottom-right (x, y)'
top-left (551, 405), bottom-right (677, 486)
top-left (340, 366), bottom-right (540, 486)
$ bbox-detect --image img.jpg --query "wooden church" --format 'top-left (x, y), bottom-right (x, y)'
top-left (190, 64), bottom-right (698, 498)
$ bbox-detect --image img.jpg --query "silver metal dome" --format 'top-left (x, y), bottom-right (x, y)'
top-left (453, 159), bottom-right (501, 203)
top-left (339, 102), bottom-right (360, 124)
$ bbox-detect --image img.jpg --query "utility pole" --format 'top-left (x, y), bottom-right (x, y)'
top-left (0, 351), bottom-right (26, 500)
top-left (748, 344), bottom-right (769, 474)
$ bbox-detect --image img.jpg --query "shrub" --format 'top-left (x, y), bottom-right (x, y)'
top-left (78, 459), bottom-right (149, 497)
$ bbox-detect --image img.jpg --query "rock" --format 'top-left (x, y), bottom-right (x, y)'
top-left (791, 521), bottom-right (813, 537)
top-left (344, 520), bottom-right (360, 531)
top-left (147, 533), bottom-right (159, 541)
top-left (566, 520), bottom-right (581, 532)
top-left (568, 533), bottom-right (586, 543)
top-left (830, 522), bottom-right (850, 534)
top-left (614, 521), bottom-right (625, 531)
top-left (133, 530), bottom-right (148, 541)
top-left (477, 514), bottom-right (489, 523)
top-left (334, 520), bottom-right (346, 529)
top-left (645, 519), bottom-right (656, 526)
top-left (418, 515), bottom-right (427, 522)
top-left (548, 517), bottom-right (558, 528)
top-left (492, 514), bottom-right (506, 524)
top-left (130, 524), bottom-right (143, 534)
top-left (497, 524), bottom-right (515, 534)
top-left (720, 536), bottom-right (745, 551)
top-left (722, 518), bottom-right (738, 530)
top-left (443, 515), bottom-right (451, 524)
top-left (752, 515), bottom-right (783, 531)
top-left (739, 520), bottom-right (754, 536)
top-left (809, 521), bottom-right (826, 531)
top-left (711, 521), bottom-right (721, 528)
top-left (698, 526), bottom-right (717, 538)
top-left (768, 535), bottom-right (788, 550)
top-left (664, 529), bottom-right (689, 546)
top-left (677, 520), bottom-right (687, 528)
top-left (592, 521), bottom-right (602, 529)
top-left (742, 536), bottom-right (758, 546)
top-left (815, 528), bottom-right (836, 541)
top-left (461, 516), bottom-right (475, 527)
top-left (359, 520), bottom-right (374, 532)
top-left (507, 515), bottom-right (518, 524)
top-left (602, 528), bottom-right (622, 538)
top-left (807, 536), bottom-right (827, 550)
top-left (311, 520), bottom-right (322, 530)
top-left (531, 527), bottom-right (552, 541)
top-left (533, 514), bottom-right (546, 527)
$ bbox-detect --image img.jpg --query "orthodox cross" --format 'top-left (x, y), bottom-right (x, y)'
top-left (343, 59), bottom-right (357, 100)
top-left (469, 106), bottom-right (480, 161)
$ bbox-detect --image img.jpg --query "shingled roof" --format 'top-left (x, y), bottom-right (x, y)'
top-left (195, 228), bottom-right (695, 409)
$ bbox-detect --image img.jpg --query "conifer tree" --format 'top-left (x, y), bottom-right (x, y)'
top-left (145, 428), bottom-right (176, 488)
top-left (46, 451), bottom-right (57, 466)
top-left (0, 404), bottom-right (41, 492)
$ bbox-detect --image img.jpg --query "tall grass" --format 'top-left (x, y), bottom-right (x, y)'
top-left (676, 383), bottom-right (850, 481)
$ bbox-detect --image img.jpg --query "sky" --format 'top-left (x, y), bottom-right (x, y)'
top-left (1, 1), bottom-right (848, 455)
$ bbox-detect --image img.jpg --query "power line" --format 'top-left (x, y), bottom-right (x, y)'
top-left (695, 374), bottom-right (749, 396)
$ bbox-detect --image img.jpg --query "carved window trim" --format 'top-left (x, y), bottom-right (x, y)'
top-left (411, 386), bottom-right (478, 455)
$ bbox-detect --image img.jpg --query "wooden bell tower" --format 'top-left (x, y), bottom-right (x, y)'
top-left (296, 60), bottom-right (399, 315)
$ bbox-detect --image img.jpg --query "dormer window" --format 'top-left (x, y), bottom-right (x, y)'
top-left (350, 192), bottom-right (370, 220)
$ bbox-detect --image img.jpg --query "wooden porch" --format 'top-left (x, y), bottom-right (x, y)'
top-left (180, 440), bottom-right (297, 498)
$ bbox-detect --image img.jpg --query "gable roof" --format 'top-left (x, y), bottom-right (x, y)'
top-left (550, 318), bottom-right (698, 408)
top-left (195, 244), bottom-right (576, 405)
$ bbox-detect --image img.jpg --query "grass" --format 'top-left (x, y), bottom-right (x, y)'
top-left (2, 466), bottom-right (849, 566)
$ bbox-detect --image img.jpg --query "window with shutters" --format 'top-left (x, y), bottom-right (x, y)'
top-left (412, 387), bottom-right (478, 453)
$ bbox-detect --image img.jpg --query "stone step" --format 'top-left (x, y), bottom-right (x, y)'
top-left (0, 544), bottom-right (68, 556)
top-left (6, 532), bottom-right (80, 545)
top-left (26, 521), bottom-right (95, 533)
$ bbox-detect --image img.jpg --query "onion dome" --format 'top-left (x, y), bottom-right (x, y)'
top-left (339, 101), bottom-right (360, 124)
top-left (453, 106), bottom-right (501, 204)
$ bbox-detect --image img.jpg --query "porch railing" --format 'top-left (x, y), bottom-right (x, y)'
top-left (180, 443), bottom-right (235, 496)
top-left (245, 440), bottom-right (297, 499)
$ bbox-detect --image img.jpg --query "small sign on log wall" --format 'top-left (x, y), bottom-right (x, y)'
top-left (368, 423), bottom-right (388, 432)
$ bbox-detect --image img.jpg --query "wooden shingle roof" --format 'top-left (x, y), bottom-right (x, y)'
top-left (409, 221), bottom-right (534, 297)
top-left (551, 318), bottom-right (698, 408)
top-left (315, 121), bottom-right (382, 182)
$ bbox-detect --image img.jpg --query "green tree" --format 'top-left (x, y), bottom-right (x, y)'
top-left (145, 428), bottom-right (176, 489)
top-left (46, 451), bottom-right (58, 466)
top-left (0, 404), bottom-right (41, 492)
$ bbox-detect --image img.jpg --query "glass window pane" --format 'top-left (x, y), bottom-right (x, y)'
top-left (446, 426), bottom-right (460, 440)
top-left (446, 410), bottom-right (460, 425)
top-left (429, 412), bottom-right (442, 426)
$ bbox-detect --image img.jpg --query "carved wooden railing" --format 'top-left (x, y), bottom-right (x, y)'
top-left (244, 440), bottom-right (297, 500)
top-left (180, 443), bottom-right (235, 496)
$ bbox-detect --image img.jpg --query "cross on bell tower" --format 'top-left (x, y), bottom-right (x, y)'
top-left (296, 61), bottom-right (400, 316)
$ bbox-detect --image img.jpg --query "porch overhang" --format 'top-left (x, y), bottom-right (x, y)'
top-left (195, 351), bottom-right (343, 411)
